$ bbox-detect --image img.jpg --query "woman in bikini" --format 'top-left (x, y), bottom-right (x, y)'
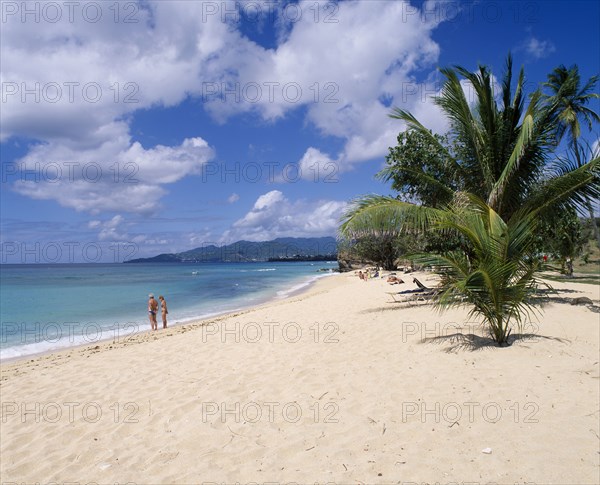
top-left (159, 295), bottom-right (168, 329)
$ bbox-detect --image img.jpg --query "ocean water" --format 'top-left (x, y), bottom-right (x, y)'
top-left (0, 261), bottom-right (336, 360)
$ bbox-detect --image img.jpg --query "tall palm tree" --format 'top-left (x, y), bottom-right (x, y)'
top-left (385, 55), bottom-right (598, 220)
top-left (543, 65), bottom-right (600, 246)
top-left (544, 65), bottom-right (599, 147)
top-left (342, 55), bottom-right (599, 242)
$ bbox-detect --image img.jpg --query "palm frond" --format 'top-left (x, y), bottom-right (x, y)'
top-left (525, 155), bottom-right (600, 215)
top-left (375, 165), bottom-right (456, 201)
top-left (388, 108), bottom-right (456, 159)
top-left (338, 195), bottom-right (442, 239)
top-left (487, 112), bottom-right (534, 211)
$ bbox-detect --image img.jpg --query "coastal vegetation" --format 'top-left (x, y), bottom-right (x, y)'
top-left (340, 55), bottom-right (599, 345)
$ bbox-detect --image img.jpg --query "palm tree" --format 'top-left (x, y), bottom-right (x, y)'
top-left (544, 65), bottom-right (599, 148)
top-left (386, 55), bottom-right (598, 220)
top-left (340, 193), bottom-right (541, 346)
top-left (417, 195), bottom-right (540, 345)
top-left (543, 65), bottom-right (600, 247)
top-left (340, 55), bottom-right (599, 346)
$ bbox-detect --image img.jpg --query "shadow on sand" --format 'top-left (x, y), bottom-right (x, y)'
top-left (530, 288), bottom-right (600, 313)
top-left (421, 332), bottom-right (568, 353)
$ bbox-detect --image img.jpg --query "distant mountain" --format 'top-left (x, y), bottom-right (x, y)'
top-left (124, 237), bottom-right (337, 263)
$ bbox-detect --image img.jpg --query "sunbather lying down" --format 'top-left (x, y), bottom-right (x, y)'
top-left (387, 275), bottom-right (404, 285)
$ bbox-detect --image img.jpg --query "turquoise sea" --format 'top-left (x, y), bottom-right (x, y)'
top-left (0, 261), bottom-right (336, 360)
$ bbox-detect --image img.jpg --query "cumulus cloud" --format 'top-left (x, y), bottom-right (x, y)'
top-left (223, 190), bottom-right (347, 241)
top-left (295, 147), bottom-right (340, 181)
top-left (2, 0), bottom-right (447, 182)
top-left (88, 215), bottom-right (129, 241)
top-left (264, 0), bottom-right (442, 164)
top-left (11, 135), bottom-right (214, 214)
top-left (521, 36), bottom-right (556, 60)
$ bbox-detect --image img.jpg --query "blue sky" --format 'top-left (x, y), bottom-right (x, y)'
top-left (1, 0), bottom-right (599, 262)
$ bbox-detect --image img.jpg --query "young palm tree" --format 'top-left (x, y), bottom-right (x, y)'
top-left (417, 196), bottom-right (540, 345)
top-left (340, 193), bottom-right (541, 346)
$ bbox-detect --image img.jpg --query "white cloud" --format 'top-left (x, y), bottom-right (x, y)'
top-left (264, 0), bottom-right (442, 164)
top-left (2, 0), bottom-right (447, 183)
top-left (97, 215), bottom-right (129, 241)
top-left (223, 190), bottom-right (347, 241)
top-left (253, 190), bottom-right (285, 210)
top-left (11, 135), bottom-right (214, 214)
top-left (227, 193), bottom-right (240, 203)
top-left (295, 147), bottom-right (340, 181)
top-left (523, 37), bottom-right (556, 60)
top-left (85, 215), bottom-right (129, 241)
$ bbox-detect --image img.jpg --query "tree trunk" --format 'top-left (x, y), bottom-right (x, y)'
top-left (493, 316), bottom-right (510, 346)
top-left (565, 258), bottom-right (574, 277)
top-left (383, 255), bottom-right (396, 271)
top-left (586, 201), bottom-right (600, 249)
top-left (571, 141), bottom-right (599, 249)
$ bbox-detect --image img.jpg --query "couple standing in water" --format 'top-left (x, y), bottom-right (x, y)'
top-left (148, 294), bottom-right (168, 331)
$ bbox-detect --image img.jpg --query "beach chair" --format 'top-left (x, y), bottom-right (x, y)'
top-left (412, 277), bottom-right (431, 291)
top-left (386, 288), bottom-right (424, 303)
top-left (398, 289), bottom-right (439, 306)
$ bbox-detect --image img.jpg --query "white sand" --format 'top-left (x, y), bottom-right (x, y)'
top-left (1, 272), bottom-right (598, 483)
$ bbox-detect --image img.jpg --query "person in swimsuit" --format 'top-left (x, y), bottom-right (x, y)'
top-left (387, 275), bottom-right (404, 285)
top-left (148, 293), bottom-right (158, 331)
top-left (159, 295), bottom-right (168, 329)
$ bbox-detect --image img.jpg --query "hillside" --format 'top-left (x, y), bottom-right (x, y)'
top-left (124, 237), bottom-right (337, 263)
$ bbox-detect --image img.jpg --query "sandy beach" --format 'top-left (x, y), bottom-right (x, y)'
top-left (1, 271), bottom-right (598, 484)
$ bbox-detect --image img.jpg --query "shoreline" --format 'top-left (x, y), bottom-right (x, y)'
top-left (1, 270), bottom-right (598, 483)
top-left (0, 270), bottom-right (340, 366)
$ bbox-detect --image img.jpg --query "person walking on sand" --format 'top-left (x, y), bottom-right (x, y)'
top-left (159, 295), bottom-right (168, 329)
top-left (148, 293), bottom-right (158, 331)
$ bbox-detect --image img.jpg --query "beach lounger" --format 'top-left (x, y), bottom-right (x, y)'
top-left (387, 286), bottom-right (440, 304)
top-left (397, 290), bottom-right (438, 305)
top-left (386, 288), bottom-right (424, 302)
top-left (412, 277), bottom-right (431, 291)
top-left (386, 277), bottom-right (439, 303)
